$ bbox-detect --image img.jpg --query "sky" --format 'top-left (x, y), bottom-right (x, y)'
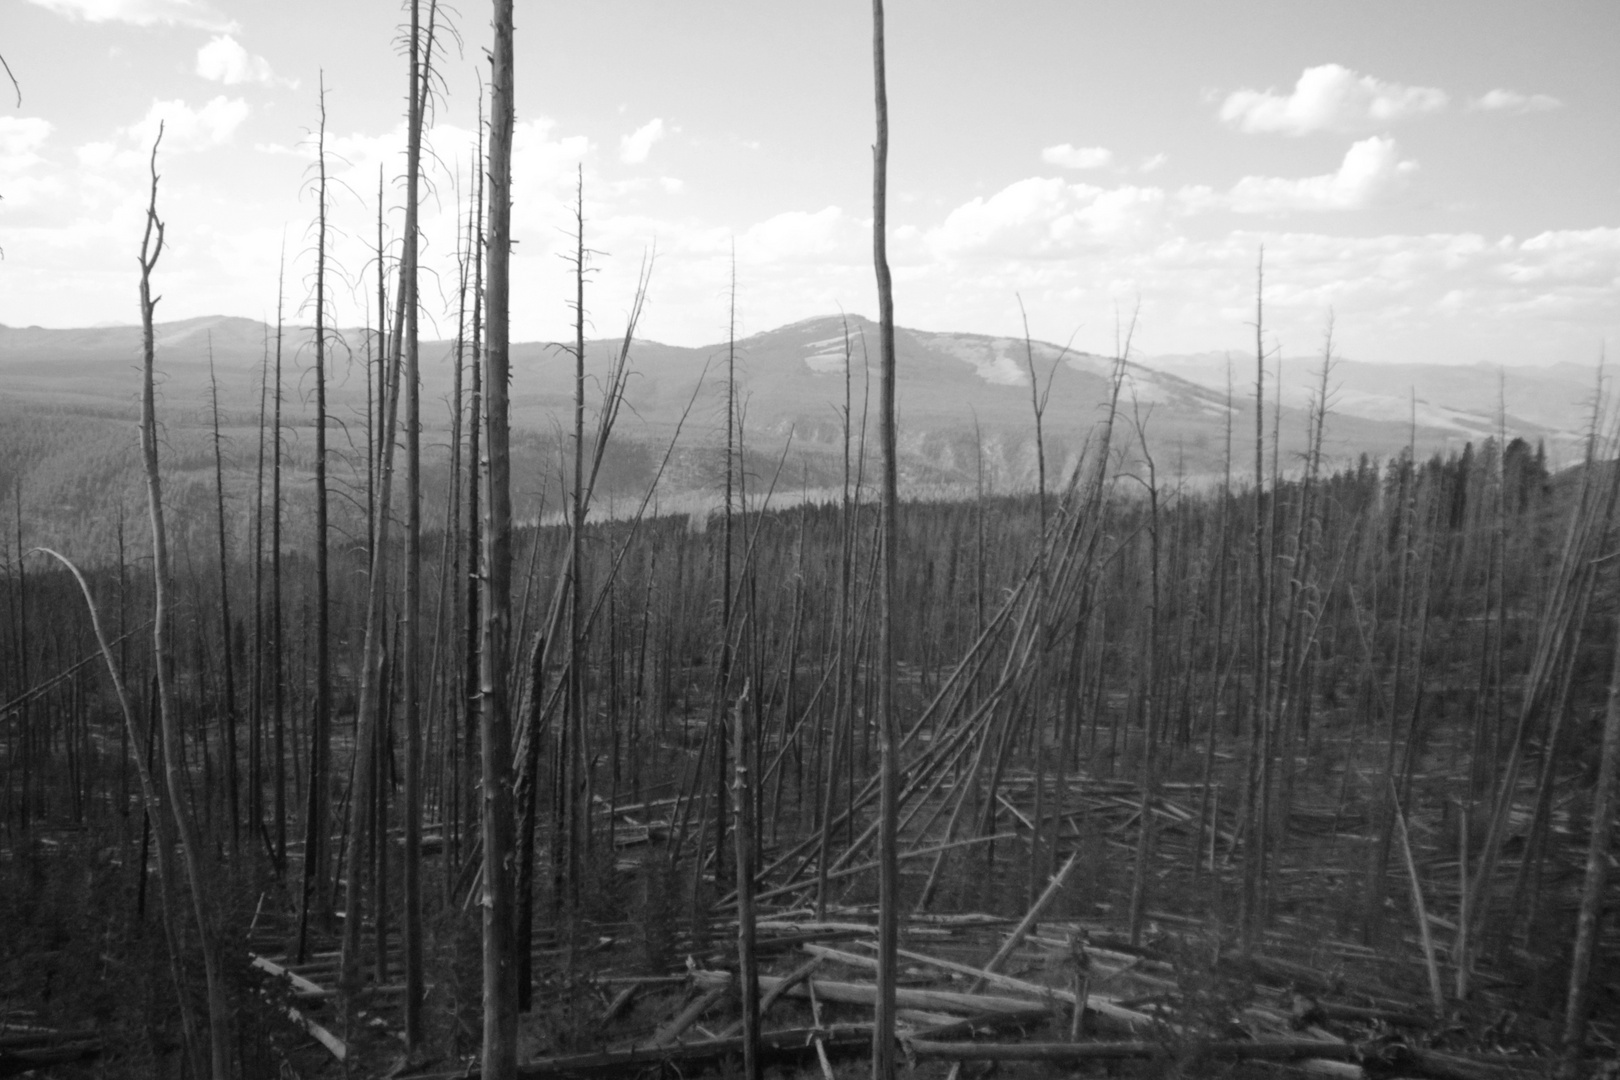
top-left (1, 0), bottom-right (1616, 367)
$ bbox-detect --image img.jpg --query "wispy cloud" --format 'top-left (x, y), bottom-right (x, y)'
top-left (1219, 64), bottom-right (1447, 135)
top-left (619, 117), bottom-right (665, 164)
top-left (1040, 143), bottom-right (1112, 170)
top-left (25, 0), bottom-right (235, 31)
top-left (1470, 89), bottom-right (1563, 114)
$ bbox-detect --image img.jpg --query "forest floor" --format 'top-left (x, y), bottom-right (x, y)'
top-left (229, 747), bottom-right (1619, 1080)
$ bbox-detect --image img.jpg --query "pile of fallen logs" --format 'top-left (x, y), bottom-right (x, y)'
top-left (393, 893), bottom-right (1563, 1080)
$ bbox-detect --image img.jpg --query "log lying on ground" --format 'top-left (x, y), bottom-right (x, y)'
top-left (690, 969), bottom-right (1044, 1018)
top-left (249, 953), bottom-right (346, 1061)
top-left (802, 942), bottom-right (1158, 1031)
top-left (906, 1037), bottom-right (1361, 1064)
top-left (0, 1030), bottom-right (103, 1078)
top-left (403, 1025), bottom-right (877, 1080)
top-left (905, 1038), bottom-right (1547, 1080)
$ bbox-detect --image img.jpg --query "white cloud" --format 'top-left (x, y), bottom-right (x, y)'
top-left (740, 206), bottom-right (849, 263)
top-left (619, 118), bottom-right (665, 164)
top-left (75, 140), bottom-right (116, 168)
top-left (1040, 143), bottom-right (1112, 170)
top-left (0, 117), bottom-right (52, 168)
top-left (196, 35), bottom-right (282, 87)
top-left (125, 96), bottom-right (250, 153)
top-left (1140, 153), bottom-right (1168, 173)
top-left (1470, 89), bottom-right (1563, 114)
top-left (927, 177), bottom-right (1173, 259)
top-left (1228, 136), bottom-right (1416, 213)
top-left (1219, 64), bottom-right (1447, 135)
top-left (24, 0), bottom-right (234, 31)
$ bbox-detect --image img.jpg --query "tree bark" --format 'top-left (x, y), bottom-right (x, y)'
top-left (481, 2), bottom-right (519, 1074)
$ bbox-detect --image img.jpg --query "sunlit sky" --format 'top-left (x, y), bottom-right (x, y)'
top-left (2, 0), bottom-right (1616, 366)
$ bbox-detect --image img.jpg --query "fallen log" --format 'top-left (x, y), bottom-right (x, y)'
top-left (691, 969), bottom-right (1043, 1018)
top-left (249, 953), bottom-right (346, 1061)
top-left (0, 1039), bottom-right (103, 1077)
top-left (803, 942), bottom-right (1157, 1031)
top-left (906, 1037), bottom-right (1361, 1064)
top-left (652, 979), bottom-right (731, 1045)
top-left (400, 1025), bottom-right (876, 1080)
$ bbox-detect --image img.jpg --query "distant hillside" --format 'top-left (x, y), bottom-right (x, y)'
top-left (0, 314), bottom-right (1590, 563)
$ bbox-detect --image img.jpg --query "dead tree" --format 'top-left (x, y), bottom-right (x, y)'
top-left (137, 122), bottom-right (233, 1080)
top-left (206, 339), bottom-right (240, 852)
top-left (481, 0), bottom-right (519, 1074)
top-left (870, 2), bottom-right (901, 1076)
top-left (297, 70), bottom-right (333, 963)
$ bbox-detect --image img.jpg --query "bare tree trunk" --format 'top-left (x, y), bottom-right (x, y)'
top-left (1241, 248), bottom-right (1270, 951)
top-left (251, 332), bottom-right (268, 848)
top-left (297, 72), bottom-right (333, 963)
top-left (206, 339), bottom-right (240, 854)
top-left (465, 119), bottom-right (485, 878)
top-left (272, 245), bottom-right (287, 873)
top-left (41, 549), bottom-right (206, 1080)
top-left (481, 2), bottom-right (519, 1074)
top-left (402, 1), bottom-right (441, 1048)
top-left (733, 682), bottom-right (761, 1080)
top-left (138, 124), bottom-right (233, 1080)
top-left (870, 3), bottom-right (900, 1076)
top-left (568, 167), bottom-right (588, 915)
top-left (1562, 592), bottom-right (1620, 1066)
top-left (339, 176), bottom-right (407, 1039)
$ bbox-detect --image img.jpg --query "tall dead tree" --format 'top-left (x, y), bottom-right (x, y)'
top-left (339, 177), bottom-right (407, 1043)
top-left (401, 0), bottom-right (442, 1046)
top-left (1241, 248), bottom-right (1271, 949)
top-left (138, 123), bottom-right (232, 1080)
top-left (272, 245), bottom-right (287, 870)
top-left (481, 0), bottom-right (519, 1074)
top-left (206, 338), bottom-right (239, 852)
top-left (297, 70), bottom-right (333, 962)
top-left (566, 166), bottom-right (588, 912)
top-left (870, 2), bottom-right (901, 1076)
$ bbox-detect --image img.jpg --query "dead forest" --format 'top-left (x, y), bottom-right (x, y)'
top-left (2, 3), bottom-right (1619, 1080)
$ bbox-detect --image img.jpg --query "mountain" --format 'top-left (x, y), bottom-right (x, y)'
top-left (0, 314), bottom-right (1590, 562)
top-left (1149, 350), bottom-right (1596, 453)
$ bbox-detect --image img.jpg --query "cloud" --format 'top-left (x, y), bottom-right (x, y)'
top-left (1470, 89), bottom-right (1563, 114)
top-left (24, 0), bottom-right (234, 31)
top-left (0, 117), bottom-right (52, 167)
top-left (928, 177), bottom-right (1173, 259)
top-left (1228, 136), bottom-right (1416, 213)
top-left (619, 118), bottom-right (665, 164)
top-left (196, 35), bottom-right (285, 87)
top-left (1140, 153), bottom-right (1168, 173)
top-left (125, 96), bottom-right (250, 153)
top-left (74, 140), bottom-right (116, 168)
top-left (1040, 144), bottom-right (1113, 170)
top-left (740, 206), bottom-right (850, 263)
top-left (1219, 64), bottom-right (1447, 135)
